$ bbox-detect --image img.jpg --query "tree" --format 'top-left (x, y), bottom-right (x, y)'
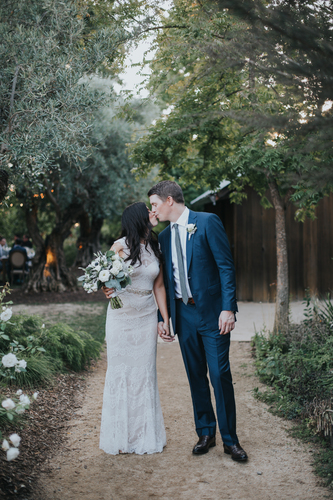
top-left (16, 96), bottom-right (157, 292)
top-left (0, 0), bottom-right (125, 198)
top-left (204, 0), bottom-right (333, 200)
top-left (130, 0), bottom-right (332, 333)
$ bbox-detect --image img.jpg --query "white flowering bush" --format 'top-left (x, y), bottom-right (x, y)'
top-left (0, 287), bottom-right (28, 381)
top-left (78, 250), bottom-right (133, 309)
top-left (0, 391), bottom-right (38, 461)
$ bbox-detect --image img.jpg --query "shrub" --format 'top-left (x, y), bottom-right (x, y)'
top-left (252, 295), bottom-right (333, 488)
top-left (1, 314), bottom-right (102, 384)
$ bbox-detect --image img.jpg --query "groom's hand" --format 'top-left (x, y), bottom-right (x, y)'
top-left (219, 311), bottom-right (235, 335)
top-left (158, 321), bottom-right (174, 342)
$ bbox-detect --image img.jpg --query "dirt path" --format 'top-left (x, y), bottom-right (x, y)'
top-left (36, 341), bottom-right (328, 500)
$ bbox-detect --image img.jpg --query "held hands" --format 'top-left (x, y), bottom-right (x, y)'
top-left (157, 321), bottom-right (174, 342)
top-left (102, 286), bottom-right (115, 299)
top-left (219, 311), bottom-right (235, 335)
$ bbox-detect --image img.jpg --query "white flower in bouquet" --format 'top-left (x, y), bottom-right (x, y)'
top-left (2, 398), bottom-right (15, 410)
top-left (91, 283), bottom-right (98, 292)
top-left (111, 260), bottom-right (122, 276)
top-left (99, 269), bottom-right (110, 282)
top-left (33, 392), bottom-right (39, 400)
top-left (2, 439), bottom-right (9, 451)
top-left (2, 353), bottom-right (18, 368)
top-left (15, 359), bottom-right (27, 372)
top-left (19, 394), bottom-right (30, 405)
top-left (16, 389), bottom-right (23, 396)
top-left (7, 447), bottom-right (20, 461)
top-left (0, 307), bottom-right (13, 322)
top-left (9, 433), bottom-right (21, 447)
top-left (94, 265), bottom-right (101, 273)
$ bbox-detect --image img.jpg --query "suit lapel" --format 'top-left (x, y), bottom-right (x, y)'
top-left (163, 225), bottom-right (173, 282)
top-left (186, 210), bottom-right (197, 273)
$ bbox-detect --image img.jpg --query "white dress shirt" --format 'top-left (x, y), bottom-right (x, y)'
top-left (171, 207), bottom-right (193, 299)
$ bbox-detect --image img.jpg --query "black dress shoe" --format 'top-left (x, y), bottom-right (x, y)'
top-left (223, 443), bottom-right (248, 461)
top-left (192, 435), bottom-right (216, 455)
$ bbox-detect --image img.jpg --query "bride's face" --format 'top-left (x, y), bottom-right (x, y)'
top-left (148, 208), bottom-right (158, 227)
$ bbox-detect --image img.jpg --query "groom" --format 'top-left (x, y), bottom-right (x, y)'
top-left (148, 181), bottom-right (248, 461)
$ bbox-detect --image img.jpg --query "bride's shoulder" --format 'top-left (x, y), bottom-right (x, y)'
top-left (111, 237), bottom-right (127, 255)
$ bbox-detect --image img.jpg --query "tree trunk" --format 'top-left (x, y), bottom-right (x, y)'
top-left (268, 180), bottom-right (289, 334)
top-left (73, 214), bottom-right (104, 268)
top-left (0, 169), bottom-right (9, 203)
top-left (25, 202), bottom-right (84, 293)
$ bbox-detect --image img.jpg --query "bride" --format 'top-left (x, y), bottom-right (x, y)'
top-left (100, 202), bottom-right (171, 455)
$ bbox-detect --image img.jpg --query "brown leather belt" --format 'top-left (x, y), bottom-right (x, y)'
top-left (176, 297), bottom-right (195, 305)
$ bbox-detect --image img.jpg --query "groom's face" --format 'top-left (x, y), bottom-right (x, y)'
top-left (149, 194), bottom-right (172, 222)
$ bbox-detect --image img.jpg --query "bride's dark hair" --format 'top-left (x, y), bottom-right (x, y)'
top-left (121, 202), bottom-right (162, 266)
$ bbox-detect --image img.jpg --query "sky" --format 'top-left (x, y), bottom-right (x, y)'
top-left (113, 1), bottom-right (173, 98)
top-left (113, 38), bottom-right (154, 98)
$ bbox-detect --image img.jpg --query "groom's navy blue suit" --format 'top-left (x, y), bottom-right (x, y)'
top-left (158, 209), bottom-right (239, 446)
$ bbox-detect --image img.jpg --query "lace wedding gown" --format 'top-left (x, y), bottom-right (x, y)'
top-left (99, 238), bottom-right (166, 455)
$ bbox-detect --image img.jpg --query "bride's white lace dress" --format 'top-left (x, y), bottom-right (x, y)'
top-left (99, 237), bottom-right (166, 455)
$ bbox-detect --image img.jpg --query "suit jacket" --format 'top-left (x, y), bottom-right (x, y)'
top-left (158, 210), bottom-right (238, 333)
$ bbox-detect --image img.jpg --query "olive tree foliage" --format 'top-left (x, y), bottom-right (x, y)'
top-left (0, 0), bottom-right (125, 200)
top-left (17, 94), bottom-right (158, 293)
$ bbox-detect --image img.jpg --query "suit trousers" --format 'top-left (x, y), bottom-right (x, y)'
top-left (176, 300), bottom-right (238, 446)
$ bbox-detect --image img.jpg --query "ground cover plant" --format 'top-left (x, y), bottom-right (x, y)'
top-left (0, 285), bottom-right (107, 497)
top-left (252, 295), bottom-right (333, 490)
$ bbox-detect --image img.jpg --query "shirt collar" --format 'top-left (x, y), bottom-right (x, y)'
top-left (171, 207), bottom-right (189, 229)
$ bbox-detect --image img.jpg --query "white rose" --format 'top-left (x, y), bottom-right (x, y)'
top-left (1, 398), bottom-right (15, 410)
top-left (98, 270), bottom-right (110, 282)
top-left (91, 283), bottom-right (98, 292)
top-left (186, 223), bottom-right (196, 232)
top-left (9, 433), bottom-right (21, 447)
top-left (2, 439), bottom-right (9, 451)
top-left (0, 308), bottom-right (12, 322)
top-left (16, 389), bottom-right (23, 396)
top-left (111, 261), bottom-right (122, 275)
top-left (2, 353), bottom-right (18, 368)
top-left (7, 447), bottom-right (20, 461)
top-left (19, 394), bottom-right (30, 405)
top-left (15, 405), bottom-right (25, 415)
top-left (94, 265), bottom-right (101, 273)
top-left (17, 359), bottom-right (27, 369)
top-left (33, 392), bottom-right (39, 400)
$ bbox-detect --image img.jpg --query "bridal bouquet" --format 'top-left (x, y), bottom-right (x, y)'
top-left (78, 251), bottom-right (133, 309)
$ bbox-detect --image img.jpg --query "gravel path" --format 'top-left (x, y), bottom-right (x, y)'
top-left (36, 340), bottom-right (328, 500)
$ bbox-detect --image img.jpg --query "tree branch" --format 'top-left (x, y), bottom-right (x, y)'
top-left (9, 66), bottom-right (20, 118)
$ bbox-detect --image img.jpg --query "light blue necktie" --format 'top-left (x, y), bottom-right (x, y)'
top-left (173, 223), bottom-right (189, 305)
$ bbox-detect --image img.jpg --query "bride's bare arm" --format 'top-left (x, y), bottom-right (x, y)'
top-left (153, 267), bottom-right (173, 342)
top-left (102, 242), bottom-right (125, 299)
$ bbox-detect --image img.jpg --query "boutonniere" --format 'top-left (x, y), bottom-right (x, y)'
top-left (186, 223), bottom-right (197, 241)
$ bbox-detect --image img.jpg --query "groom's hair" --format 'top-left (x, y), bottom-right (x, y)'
top-left (148, 181), bottom-right (184, 204)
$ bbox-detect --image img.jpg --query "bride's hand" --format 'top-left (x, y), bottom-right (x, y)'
top-left (158, 321), bottom-right (174, 342)
top-left (102, 286), bottom-right (115, 299)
